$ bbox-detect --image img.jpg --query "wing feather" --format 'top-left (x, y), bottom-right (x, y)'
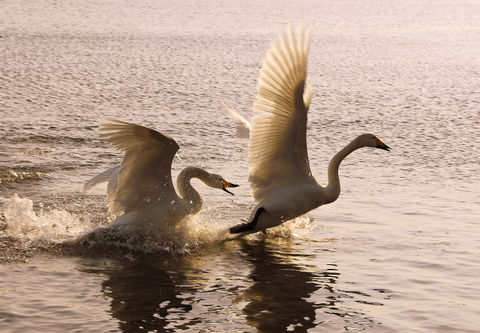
top-left (99, 119), bottom-right (180, 214)
top-left (248, 24), bottom-right (314, 202)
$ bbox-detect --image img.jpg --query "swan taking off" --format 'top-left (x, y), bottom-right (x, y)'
top-left (83, 119), bottom-right (238, 227)
top-left (228, 25), bottom-right (390, 234)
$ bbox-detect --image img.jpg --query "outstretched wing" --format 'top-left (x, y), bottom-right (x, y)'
top-left (82, 164), bottom-right (120, 193)
top-left (248, 24), bottom-right (314, 202)
top-left (99, 119), bottom-right (180, 214)
top-left (220, 101), bottom-right (250, 150)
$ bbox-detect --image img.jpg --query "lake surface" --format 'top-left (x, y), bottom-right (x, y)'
top-left (1, 0), bottom-right (479, 332)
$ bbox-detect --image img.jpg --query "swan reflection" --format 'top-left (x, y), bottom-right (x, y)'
top-left (233, 238), bottom-right (337, 331)
top-left (233, 237), bottom-right (385, 331)
top-left (78, 255), bottom-right (194, 332)
top-left (75, 237), bottom-right (378, 332)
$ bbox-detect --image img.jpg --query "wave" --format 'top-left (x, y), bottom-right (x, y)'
top-left (0, 169), bottom-right (50, 184)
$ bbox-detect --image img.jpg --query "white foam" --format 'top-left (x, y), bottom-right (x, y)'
top-left (0, 195), bottom-right (314, 255)
top-left (0, 194), bottom-right (95, 248)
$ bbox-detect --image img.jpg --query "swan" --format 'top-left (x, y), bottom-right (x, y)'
top-left (83, 119), bottom-right (238, 227)
top-left (227, 25), bottom-right (390, 234)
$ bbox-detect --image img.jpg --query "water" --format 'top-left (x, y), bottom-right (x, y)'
top-left (1, 0), bottom-right (479, 331)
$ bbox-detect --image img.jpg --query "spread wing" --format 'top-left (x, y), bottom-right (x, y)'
top-left (99, 119), bottom-right (180, 214)
top-left (248, 24), bottom-right (314, 202)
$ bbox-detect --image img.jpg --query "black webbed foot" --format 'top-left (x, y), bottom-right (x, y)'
top-left (229, 207), bottom-right (265, 234)
top-left (229, 222), bottom-right (255, 234)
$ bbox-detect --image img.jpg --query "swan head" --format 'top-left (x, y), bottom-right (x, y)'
top-left (358, 134), bottom-right (391, 151)
top-left (204, 174), bottom-right (239, 195)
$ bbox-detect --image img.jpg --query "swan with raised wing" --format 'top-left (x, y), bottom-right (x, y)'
top-left (83, 119), bottom-right (238, 227)
top-left (227, 25), bottom-right (390, 234)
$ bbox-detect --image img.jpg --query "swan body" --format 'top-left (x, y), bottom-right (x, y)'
top-left (84, 119), bottom-right (238, 228)
top-left (228, 25), bottom-right (390, 234)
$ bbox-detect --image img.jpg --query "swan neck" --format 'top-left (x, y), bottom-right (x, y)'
top-left (326, 139), bottom-right (362, 203)
top-left (177, 166), bottom-right (209, 213)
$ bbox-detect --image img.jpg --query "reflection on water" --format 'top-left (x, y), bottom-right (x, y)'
top-left (84, 257), bottom-right (192, 332)
top-left (233, 238), bottom-right (378, 332)
top-left (235, 239), bottom-right (322, 331)
top-left (73, 237), bottom-right (379, 332)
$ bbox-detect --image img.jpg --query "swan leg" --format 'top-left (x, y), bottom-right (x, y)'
top-left (229, 207), bottom-right (265, 234)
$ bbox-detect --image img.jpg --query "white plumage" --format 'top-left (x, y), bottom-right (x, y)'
top-left (84, 119), bottom-right (238, 228)
top-left (228, 25), bottom-right (390, 234)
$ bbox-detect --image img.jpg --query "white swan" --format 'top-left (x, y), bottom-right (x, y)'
top-left (228, 25), bottom-right (390, 234)
top-left (83, 119), bottom-right (238, 227)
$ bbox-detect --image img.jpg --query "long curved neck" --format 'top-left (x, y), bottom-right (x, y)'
top-left (177, 166), bottom-right (209, 214)
top-left (325, 138), bottom-right (362, 204)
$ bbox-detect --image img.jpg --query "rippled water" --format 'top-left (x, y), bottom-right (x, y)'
top-left (1, 0), bottom-right (479, 332)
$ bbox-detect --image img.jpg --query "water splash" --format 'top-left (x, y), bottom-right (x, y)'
top-left (74, 202), bottom-right (313, 256)
top-left (0, 194), bottom-right (240, 258)
top-left (0, 194), bottom-right (95, 248)
top-left (0, 195), bottom-right (313, 261)
top-left (76, 203), bottom-right (238, 256)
